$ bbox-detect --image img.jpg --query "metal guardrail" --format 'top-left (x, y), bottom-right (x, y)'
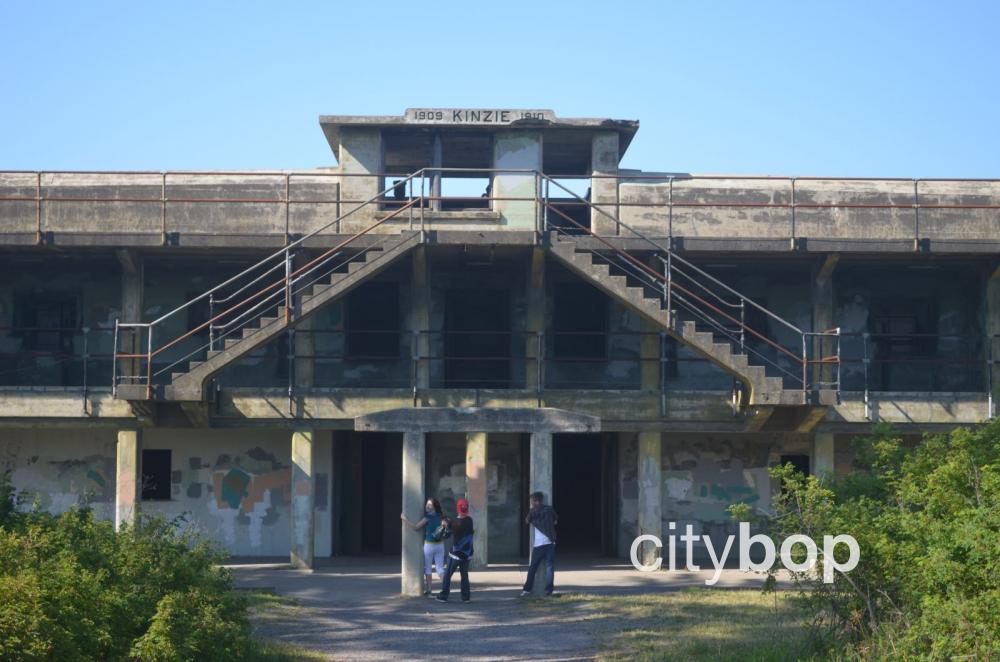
top-left (537, 172), bottom-right (842, 400)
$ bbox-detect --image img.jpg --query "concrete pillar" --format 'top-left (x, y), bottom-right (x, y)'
top-left (465, 432), bottom-right (488, 569)
top-left (988, 266), bottom-right (1000, 417)
top-left (813, 431), bottom-right (835, 479)
top-left (313, 431), bottom-right (333, 558)
top-left (338, 127), bottom-right (383, 233)
top-left (527, 431), bottom-right (553, 596)
top-left (591, 131), bottom-right (620, 236)
top-left (290, 429), bottom-right (315, 570)
top-left (115, 429), bottom-right (142, 531)
top-left (525, 247), bottom-right (545, 393)
top-left (813, 254), bottom-right (839, 391)
top-left (493, 131), bottom-right (542, 230)
top-left (411, 246), bottom-right (431, 390)
top-left (118, 250), bottom-right (143, 382)
top-left (637, 431), bottom-right (662, 568)
top-left (294, 317), bottom-right (314, 388)
top-left (401, 431), bottom-right (426, 596)
top-left (640, 319), bottom-right (661, 392)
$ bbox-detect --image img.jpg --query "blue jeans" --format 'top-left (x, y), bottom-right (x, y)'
top-left (439, 555), bottom-right (470, 601)
top-left (523, 543), bottom-right (555, 594)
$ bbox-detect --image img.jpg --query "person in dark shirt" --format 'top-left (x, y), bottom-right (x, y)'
top-left (520, 491), bottom-right (558, 597)
top-left (436, 498), bottom-right (474, 603)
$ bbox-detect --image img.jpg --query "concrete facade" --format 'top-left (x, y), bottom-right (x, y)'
top-left (1, 109), bottom-right (997, 589)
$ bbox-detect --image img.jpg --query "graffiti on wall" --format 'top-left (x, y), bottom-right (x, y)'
top-left (171, 446), bottom-right (291, 550)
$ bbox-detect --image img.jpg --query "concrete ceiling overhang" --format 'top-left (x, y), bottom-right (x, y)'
top-left (319, 111), bottom-right (639, 164)
top-left (354, 407), bottom-right (601, 433)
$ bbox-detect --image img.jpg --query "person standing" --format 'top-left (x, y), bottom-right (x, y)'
top-left (401, 498), bottom-right (447, 596)
top-left (436, 498), bottom-right (474, 603)
top-left (521, 491), bottom-right (558, 597)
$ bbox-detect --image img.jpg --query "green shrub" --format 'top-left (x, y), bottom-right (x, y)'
top-left (731, 420), bottom-right (1000, 659)
top-left (0, 476), bottom-right (263, 662)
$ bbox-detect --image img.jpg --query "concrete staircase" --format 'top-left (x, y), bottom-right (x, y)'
top-left (118, 231), bottom-right (422, 401)
top-left (548, 236), bottom-right (804, 406)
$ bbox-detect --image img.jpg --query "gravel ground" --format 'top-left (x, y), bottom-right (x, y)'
top-left (232, 557), bottom-right (781, 661)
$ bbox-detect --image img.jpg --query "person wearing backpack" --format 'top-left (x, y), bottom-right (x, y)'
top-left (401, 497), bottom-right (448, 596)
top-left (436, 498), bottom-right (474, 603)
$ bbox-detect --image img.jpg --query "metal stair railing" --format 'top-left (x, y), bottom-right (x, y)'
top-left (536, 172), bottom-right (840, 400)
top-left (113, 171), bottom-right (427, 398)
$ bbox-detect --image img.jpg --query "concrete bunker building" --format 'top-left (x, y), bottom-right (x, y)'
top-left (1, 108), bottom-right (998, 593)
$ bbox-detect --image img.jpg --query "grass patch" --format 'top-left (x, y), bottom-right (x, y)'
top-left (240, 590), bottom-right (327, 661)
top-left (530, 588), bottom-right (813, 662)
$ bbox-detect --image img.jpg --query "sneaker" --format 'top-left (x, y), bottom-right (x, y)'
top-left (435, 595), bottom-right (448, 602)
top-left (461, 598), bottom-right (470, 603)
top-left (423, 590), bottom-right (432, 597)
top-left (519, 590), bottom-right (531, 597)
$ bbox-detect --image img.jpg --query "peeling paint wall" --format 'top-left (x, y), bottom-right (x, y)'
top-left (1, 428), bottom-right (116, 517)
top-left (661, 434), bottom-right (809, 560)
top-left (141, 428), bottom-right (332, 557)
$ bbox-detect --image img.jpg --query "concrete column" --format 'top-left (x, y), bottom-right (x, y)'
top-left (115, 429), bottom-right (142, 531)
top-left (640, 319), bottom-right (661, 391)
top-left (813, 254), bottom-right (839, 391)
top-left (313, 431), bottom-right (333, 559)
top-left (591, 131), bottom-right (620, 236)
top-left (637, 431), bottom-right (662, 567)
top-left (813, 431), bottom-right (835, 479)
top-left (401, 431), bottom-right (426, 596)
top-left (525, 247), bottom-right (545, 393)
top-left (528, 431), bottom-right (553, 596)
top-left (118, 250), bottom-right (143, 382)
top-left (294, 317), bottom-right (314, 388)
top-left (338, 127), bottom-right (383, 233)
top-left (465, 432), bottom-right (488, 569)
top-left (988, 266), bottom-right (1000, 416)
top-left (411, 246), bottom-right (431, 390)
top-left (290, 429), bottom-right (315, 570)
top-left (493, 131), bottom-right (542, 230)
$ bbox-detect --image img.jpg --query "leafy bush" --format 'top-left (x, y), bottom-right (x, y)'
top-left (731, 420), bottom-right (1000, 659)
top-left (0, 473), bottom-right (264, 661)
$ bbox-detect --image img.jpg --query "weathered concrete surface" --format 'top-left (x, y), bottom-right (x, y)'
top-left (528, 431), bottom-right (552, 596)
top-left (591, 131), bottom-right (620, 235)
top-left (637, 431), bottom-right (662, 567)
top-left (813, 431), bottom-right (835, 477)
top-left (400, 431), bottom-right (425, 596)
top-left (465, 431), bottom-right (488, 570)
top-left (290, 429), bottom-right (315, 569)
top-left (493, 131), bottom-right (542, 229)
top-left (989, 265), bottom-right (1000, 418)
top-left (355, 407), bottom-right (600, 433)
top-left (115, 428), bottom-right (141, 530)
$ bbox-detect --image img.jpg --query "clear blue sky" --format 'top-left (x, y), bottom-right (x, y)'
top-left (2, 1), bottom-right (997, 177)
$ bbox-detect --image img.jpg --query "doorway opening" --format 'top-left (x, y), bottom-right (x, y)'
top-left (333, 432), bottom-right (402, 556)
top-left (551, 433), bottom-right (618, 556)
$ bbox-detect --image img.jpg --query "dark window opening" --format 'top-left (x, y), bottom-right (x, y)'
top-left (141, 449), bottom-right (172, 501)
top-left (444, 288), bottom-right (510, 388)
top-left (347, 281), bottom-right (400, 359)
top-left (553, 282), bottom-right (608, 358)
top-left (870, 297), bottom-right (937, 390)
top-left (780, 454), bottom-right (811, 476)
top-left (382, 130), bottom-right (493, 211)
top-left (15, 293), bottom-right (78, 353)
top-left (185, 291), bottom-right (211, 339)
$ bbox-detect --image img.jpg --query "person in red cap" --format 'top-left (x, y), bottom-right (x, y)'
top-left (436, 498), bottom-right (475, 603)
